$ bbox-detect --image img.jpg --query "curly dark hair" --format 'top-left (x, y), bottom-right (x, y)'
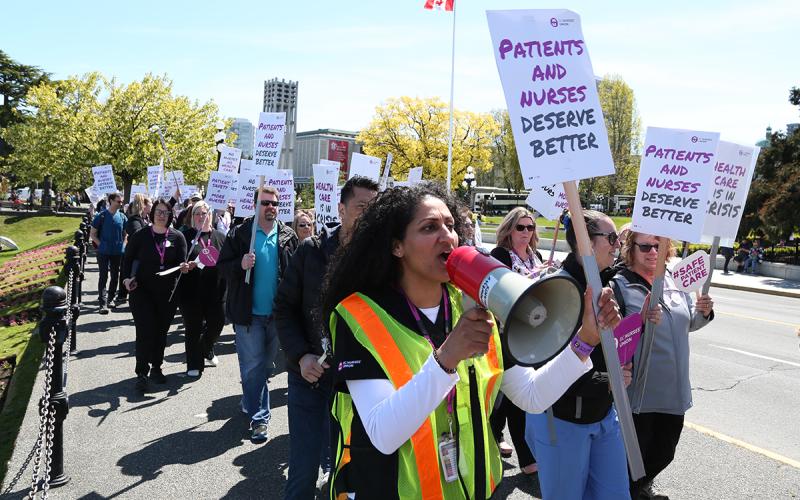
top-left (321, 182), bottom-right (466, 324)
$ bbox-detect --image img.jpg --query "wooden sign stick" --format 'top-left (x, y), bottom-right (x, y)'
top-left (563, 181), bottom-right (645, 480)
top-left (244, 175), bottom-right (265, 285)
top-left (701, 236), bottom-right (721, 295)
top-left (634, 236), bottom-right (670, 412)
top-left (547, 217), bottom-right (561, 266)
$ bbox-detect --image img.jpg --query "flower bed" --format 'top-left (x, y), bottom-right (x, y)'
top-left (0, 243), bottom-right (68, 328)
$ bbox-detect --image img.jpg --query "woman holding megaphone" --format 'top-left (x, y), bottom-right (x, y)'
top-left (322, 183), bottom-right (620, 499)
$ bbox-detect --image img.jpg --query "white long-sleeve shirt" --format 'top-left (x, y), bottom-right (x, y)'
top-left (347, 347), bottom-right (591, 455)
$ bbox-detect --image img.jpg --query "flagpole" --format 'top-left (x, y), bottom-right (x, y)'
top-left (445, 0), bottom-right (457, 193)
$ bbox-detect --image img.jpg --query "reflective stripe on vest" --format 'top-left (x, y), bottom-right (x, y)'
top-left (340, 294), bottom-right (444, 500)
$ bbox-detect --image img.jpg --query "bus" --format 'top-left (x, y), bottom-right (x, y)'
top-left (472, 186), bottom-right (529, 216)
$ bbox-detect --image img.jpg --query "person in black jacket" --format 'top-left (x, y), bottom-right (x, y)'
top-left (273, 176), bottom-right (378, 499)
top-left (121, 198), bottom-right (187, 392)
top-left (218, 186), bottom-right (298, 443)
top-left (115, 193), bottom-right (151, 307)
top-left (178, 201), bottom-right (227, 378)
top-left (524, 209), bottom-right (636, 499)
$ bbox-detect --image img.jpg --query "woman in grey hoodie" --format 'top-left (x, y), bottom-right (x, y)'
top-left (611, 231), bottom-right (714, 499)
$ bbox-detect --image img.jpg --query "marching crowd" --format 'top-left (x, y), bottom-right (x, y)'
top-left (89, 179), bottom-right (715, 500)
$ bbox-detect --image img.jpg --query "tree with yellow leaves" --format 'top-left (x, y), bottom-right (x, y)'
top-left (356, 96), bottom-right (499, 189)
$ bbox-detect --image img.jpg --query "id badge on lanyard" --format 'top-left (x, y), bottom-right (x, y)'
top-left (438, 389), bottom-right (458, 483)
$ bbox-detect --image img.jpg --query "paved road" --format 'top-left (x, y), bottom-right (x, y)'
top-left (3, 259), bottom-right (800, 499)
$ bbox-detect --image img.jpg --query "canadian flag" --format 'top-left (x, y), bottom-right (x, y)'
top-left (424, 0), bottom-right (454, 11)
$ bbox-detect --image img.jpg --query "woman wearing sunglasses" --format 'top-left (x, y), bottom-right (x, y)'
top-left (121, 198), bottom-right (187, 392)
top-left (177, 201), bottom-right (227, 377)
top-left (293, 209), bottom-right (315, 241)
top-left (487, 207), bottom-right (542, 473)
top-left (612, 232), bottom-right (714, 499)
top-left (525, 209), bottom-right (638, 499)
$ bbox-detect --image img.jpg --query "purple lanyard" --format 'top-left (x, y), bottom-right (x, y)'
top-left (151, 228), bottom-right (167, 268)
top-left (402, 285), bottom-right (456, 414)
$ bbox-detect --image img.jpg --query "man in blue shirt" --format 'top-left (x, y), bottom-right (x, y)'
top-left (218, 186), bottom-right (298, 442)
top-left (90, 191), bottom-right (127, 315)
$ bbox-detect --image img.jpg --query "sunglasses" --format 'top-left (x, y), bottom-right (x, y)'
top-left (260, 200), bottom-right (279, 207)
top-left (634, 242), bottom-right (659, 253)
top-left (515, 224), bottom-right (536, 232)
top-left (590, 231), bottom-right (619, 246)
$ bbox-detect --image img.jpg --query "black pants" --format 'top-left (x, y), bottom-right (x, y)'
top-left (629, 412), bottom-right (685, 497)
top-left (723, 255), bottom-right (733, 273)
top-left (97, 253), bottom-right (121, 305)
top-left (490, 392), bottom-right (535, 467)
top-left (130, 288), bottom-right (178, 376)
top-left (179, 299), bottom-right (225, 372)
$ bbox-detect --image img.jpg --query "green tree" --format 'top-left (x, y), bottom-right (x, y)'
top-left (356, 96), bottom-right (499, 189)
top-left (596, 75), bottom-right (642, 207)
top-left (741, 87), bottom-right (800, 241)
top-left (487, 110), bottom-right (524, 192)
top-left (2, 73), bottom-right (226, 201)
top-left (0, 50), bottom-right (50, 158)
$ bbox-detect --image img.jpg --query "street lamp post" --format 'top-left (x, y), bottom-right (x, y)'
top-left (461, 166), bottom-right (476, 210)
top-left (214, 120), bottom-right (226, 167)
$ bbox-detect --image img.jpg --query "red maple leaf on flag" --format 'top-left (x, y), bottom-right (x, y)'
top-left (424, 0), bottom-right (454, 11)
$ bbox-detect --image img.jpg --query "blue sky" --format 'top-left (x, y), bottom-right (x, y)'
top-left (3, 0), bottom-right (798, 146)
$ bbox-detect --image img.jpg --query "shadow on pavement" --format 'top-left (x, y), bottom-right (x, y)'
top-left (762, 278), bottom-right (800, 290)
top-left (110, 395), bottom-right (249, 498)
top-left (224, 433), bottom-right (290, 499)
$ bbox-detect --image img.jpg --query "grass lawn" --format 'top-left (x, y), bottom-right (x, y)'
top-left (0, 214), bottom-right (83, 266)
top-left (0, 214), bottom-right (79, 484)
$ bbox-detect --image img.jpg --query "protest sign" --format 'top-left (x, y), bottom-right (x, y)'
top-left (129, 184), bottom-right (148, 198)
top-left (218, 145), bottom-right (243, 174)
top-left (701, 141), bottom-right (760, 247)
top-left (84, 186), bottom-right (102, 204)
top-left (147, 165), bottom-right (163, 198)
top-left (91, 165), bottom-right (117, 197)
top-left (631, 127), bottom-right (720, 243)
top-left (313, 164), bottom-right (340, 232)
top-left (486, 10), bottom-right (614, 187)
top-left (268, 169), bottom-right (295, 223)
top-left (526, 183), bottom-right (570, 220)
top-left (236, 171), bottom-right (259, 217)
top-left (613, 313), bottom-right (642, 365)
top-left (166, 170), bottom-right (185, 190)
top-left (407, 167), bottom-right (424, 185)
top-left (182, 185), bottom-right (198, 196)
top-left (320, 159), bottom-right (340, 167)
top-left (672, 250), bottom-right (710, 293)
top-left (206, 172), bottom-right (236, 211)
top-left (253, 112), bottom-right (286, 177)
top-left (348, 153), bottom-right (381, 182)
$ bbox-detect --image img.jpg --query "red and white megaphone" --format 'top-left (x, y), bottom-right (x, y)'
top-left (446, 246), bottom-right (583, 368)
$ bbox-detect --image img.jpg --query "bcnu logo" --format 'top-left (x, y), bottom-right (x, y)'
top-left (550, 17), bottom-right (558, 27)
top-left (691, 136), bottom-right (698, 143)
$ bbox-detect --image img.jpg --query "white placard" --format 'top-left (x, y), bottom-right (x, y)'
top-left (253, 112), bottom-right (286, 177)
top-left (182, 184), bottom-right (198, 197)
top-left (218, 146), bottom-right (243, 174)
top-left (91, 165), bottom-right (117, 197)
top-left (147, 165), bottom-right (163, 198)
top-left (526, 183), bottom-right (570, 220)
top-left (486, 10), bottom-right (614, 187)
top-left (84, 186), bottom-right (102, 204)
top-left (320, 159), bottom-right (340, 167)
top-left (206, 172), bottom-right (236, 211)
top-left (701, 141), bottom-right (760, 247)
top-left (407, 167), bottom-right (424, 185)
top-left (348, 153), bottom-right (381, 182)
top-left (236, 172), bottom-right (259, 217)
top-left (129, 184), bottom-right (148, 198)
top-left (268, 169), bottom-right (295, 223)
top-left (165, 171), bottom-right (185, 190)
top-left (313, 164), bottom-right (340, 232)
top-left (672, 250), bottom-right (711, 293)
top-left (631, 127), bottom-right (720, 243)
top-left (239, 159), bottom-right (255, 176)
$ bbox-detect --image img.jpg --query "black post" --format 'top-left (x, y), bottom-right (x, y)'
top-left (38, 287), bottom-right (71, 487)
top-left (66, 245), bottom-right (81, 353)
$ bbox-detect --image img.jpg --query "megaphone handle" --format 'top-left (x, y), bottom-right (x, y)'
top-left (460, 294), bottom-right (486, 358)
top-left (581, 254), bottom-right (645, 480)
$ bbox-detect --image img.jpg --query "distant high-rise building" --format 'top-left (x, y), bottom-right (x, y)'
top-left (263, 78), bottom-right (298, 170)
top-left (229, 118), bottom-right (255, 159)
top-left (294, 129), bottom-right (361, 182)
